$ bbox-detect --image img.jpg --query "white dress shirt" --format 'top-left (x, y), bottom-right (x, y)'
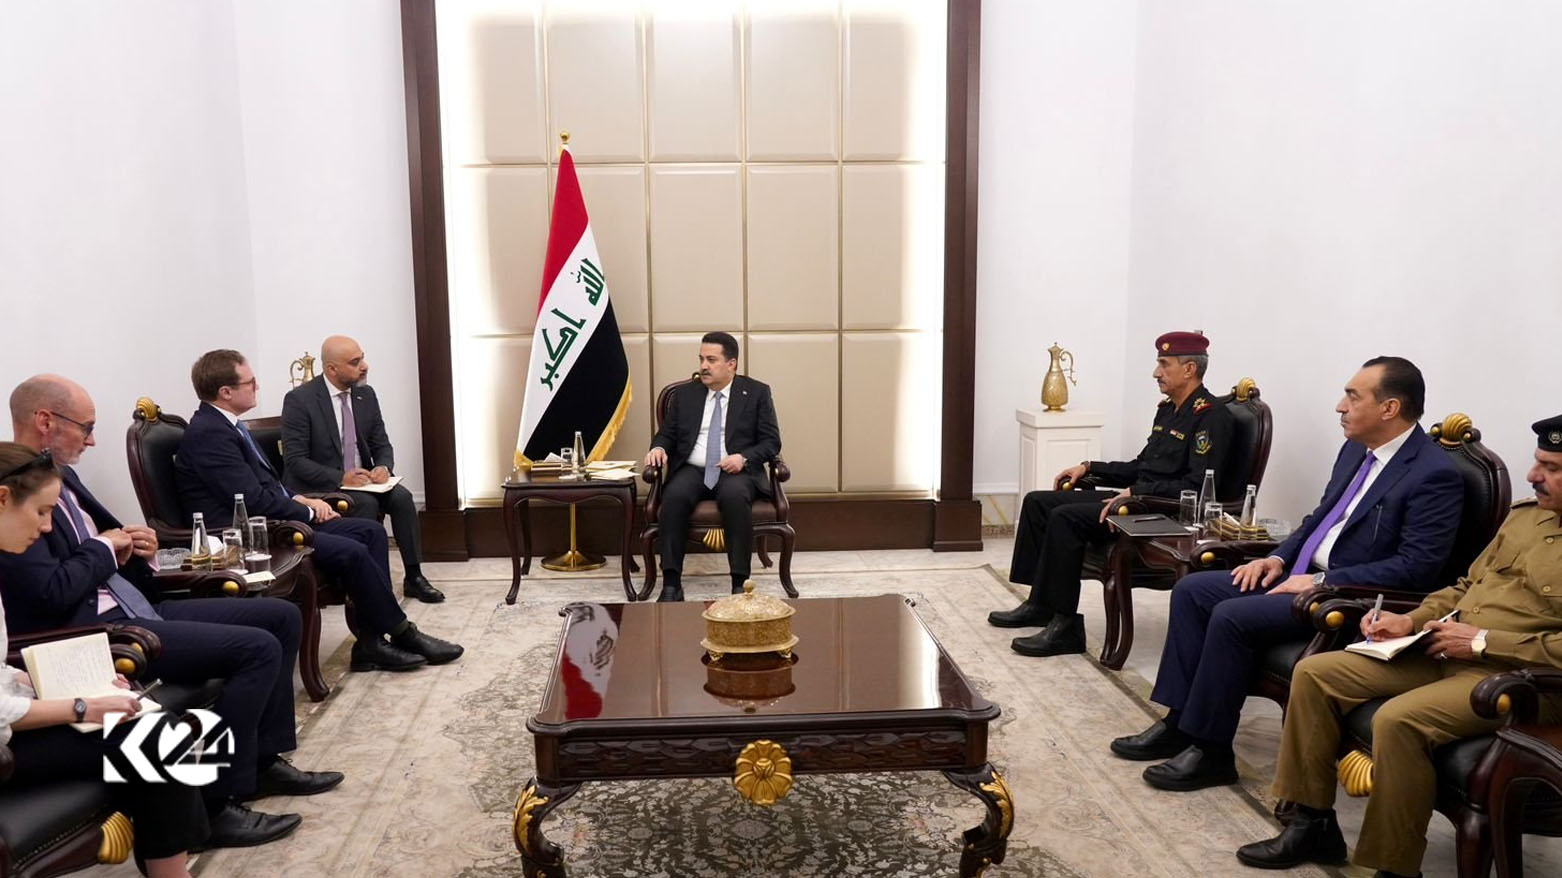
top-left (1310, 424), bottom-right (1415, 570)
top-left (0, 599), bottom-right (39, 747)
top-left (687, 384), bottom-right (731, 466)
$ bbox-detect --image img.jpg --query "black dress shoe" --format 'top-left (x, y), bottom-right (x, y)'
top-left (1235, 809), bottom-right (1349, 869)
top-left (349, 637), bottom-right (427, 672)
top-left (243, 756), bottom-right (345, 801)
top-left (1143, 744), bottom-right (1239, 791)
top-left (987, 601), bottom-right (1053, 628)
top-left (403, 574), bottom-right (445, 603)
top-left (657, 585), bottom-right (684, 602)
top-left (1110, 720), bottom-right (1193, 761)
top-left (200, 802), bottom-right (302, 850)
top-left (1010, 613), bottom-right (1086, 656)
top-left (392, 622), bottom-right (464, 665)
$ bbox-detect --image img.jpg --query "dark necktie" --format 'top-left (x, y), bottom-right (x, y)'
top-left (235, 420), bottom-right (274, 474)
top-left (59, 490), bottom-right (160, 620)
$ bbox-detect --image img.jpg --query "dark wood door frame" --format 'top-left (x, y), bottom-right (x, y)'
top-left (398, 0), bottom-right (982, 559)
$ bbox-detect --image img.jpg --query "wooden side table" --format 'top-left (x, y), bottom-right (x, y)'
top-left (502, 471), bottom-right (639, 604)
top-left (1489, 723), bottom-right (1562, 877)
top-left (1015, 409), bottom-right (1105, 495)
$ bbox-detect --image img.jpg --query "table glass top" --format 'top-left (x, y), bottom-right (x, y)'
top-left (533, 594), bottom-right (989, 724)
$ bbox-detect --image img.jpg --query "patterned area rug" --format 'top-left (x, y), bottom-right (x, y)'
top-left (194, 568), bottom-right (1330, 877)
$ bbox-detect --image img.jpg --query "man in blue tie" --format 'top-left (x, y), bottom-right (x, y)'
top-left (0, 374), bottom-right (344, 849)
top-left (641, 332), bottom-right (782, 602)
top-left (174, 350), bottom-right (463, 673)
top-left (1109, 357), bottom-right (1464, 792)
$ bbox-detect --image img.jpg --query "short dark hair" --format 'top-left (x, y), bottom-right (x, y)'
top-left (1361, 356), bottom-right (1425, 422)
top-left (191, 349), bottom-right (247, 402)
top-left (701, 331), bottom-right (739, 362)
top-left (0, 442), bottom-right (59, 502)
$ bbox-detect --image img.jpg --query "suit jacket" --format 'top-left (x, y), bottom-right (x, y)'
top-left (280, 376), bottom-right (395, 493)
top-left (651, 375), bottom-right (781, 489)
top-left (1272, 424), bottom-right (1463, 589)
top-left (0, 466), bottom-right (162, 633)
top-left (176, 402), bottom-right (312, 527)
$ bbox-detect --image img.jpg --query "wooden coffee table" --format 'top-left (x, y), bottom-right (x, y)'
top-left (513, 594), bottom-right (1012, 876)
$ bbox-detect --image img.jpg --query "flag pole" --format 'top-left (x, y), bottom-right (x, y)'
top-left (539, 129), bottom-right (607, 573)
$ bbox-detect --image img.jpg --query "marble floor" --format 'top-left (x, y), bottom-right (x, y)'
top-left (82, 538), bottom-right (1559, 876)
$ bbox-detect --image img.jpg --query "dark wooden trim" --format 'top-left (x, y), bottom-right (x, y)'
top-left (935, 0), bottom-right (982, 551)
top-left (402, 1), bottom-right (982, 554)
top-left (400, 0), bottom-right (463, 540)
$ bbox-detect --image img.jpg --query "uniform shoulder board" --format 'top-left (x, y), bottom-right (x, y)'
top-left (1158, 397), bottom-right (1173, 407)
top-left (1192, 396), bottom-right (1212, 414)
top-left (1512, 497), bottom-right (1539, 508)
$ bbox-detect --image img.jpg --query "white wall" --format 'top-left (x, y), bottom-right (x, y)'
top-left (974, 0), bottom-right (1139, 495)
top-left (0, 2), bottom-right (257, 516)
top-left (1124, 0), bottom-right (1562, 519)
top-left (0, 1), bottom-right (420, 519)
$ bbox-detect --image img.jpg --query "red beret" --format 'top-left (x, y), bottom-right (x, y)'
top-left (1154, 331), bottom-right (1209, 357)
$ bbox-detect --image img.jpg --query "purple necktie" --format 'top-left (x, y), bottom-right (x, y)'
top-left (59, 490), bottom-right (160, 620)
top-left (340, 391), bottom-right (358, 472)
top-left (1293, 452), bottom-right (1377, 572)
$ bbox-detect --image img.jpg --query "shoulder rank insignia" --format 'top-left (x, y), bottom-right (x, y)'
top-left (1192, 397), bottom-right (1211, 414)
top-left (1169, 429), bottom-right (1186, 440)
top-left (1513, 497), bottom-right (1539, 508)
top-left (1153, 424), bottom-right (1164, 432)
top-left (1194, 430), bottom-right (1212, 454)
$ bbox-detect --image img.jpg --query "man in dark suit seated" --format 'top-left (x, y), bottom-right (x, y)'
top-left (641, 331), bottom-right (781, 603)
top-left (1234, 416), bottom-right (1562, 877)
top-left (280, 335), bottom-right (441, 603)
top-left (175, 349), bottom-right (463, 673)
top-left (1111, 357), bottom-right (1463, 793)
top-left (989, 331), bottom-right (1235, 657)
top-left (0, 374), bottom-right (345, 848)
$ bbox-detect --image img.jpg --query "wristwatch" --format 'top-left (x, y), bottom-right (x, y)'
top-left (1472, 629), bottom-right (1489, 659)
top-left (72, 698), bottom-right (87, 723)
top-left (1311, 572), bottom-right (1327, 587)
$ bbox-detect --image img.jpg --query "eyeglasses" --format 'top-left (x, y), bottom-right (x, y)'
top-left (46, 411), bottom-right (95, 437)
top-left (228, 378), bottom-right (259, 391)
top-left (0, 449), bottom-right (54, 483)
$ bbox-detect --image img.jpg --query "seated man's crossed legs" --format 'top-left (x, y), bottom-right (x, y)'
top-left (309, 515), bottom-right (463, 672)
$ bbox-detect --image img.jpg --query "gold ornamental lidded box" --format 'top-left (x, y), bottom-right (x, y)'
top-left (701, 580), bottom-right (797, 662)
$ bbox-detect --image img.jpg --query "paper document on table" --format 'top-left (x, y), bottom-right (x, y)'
top-left (21, 633), bottom-right (164, 731)
top-left (342, 475), bottom-right (402, 494)
top-left (1345, 609), bottom-right (1459, 661)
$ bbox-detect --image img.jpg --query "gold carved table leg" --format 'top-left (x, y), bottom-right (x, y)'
top-left (943, 764), bottom-right (1014, 877)
top-left (513, 778), bottom-right (580, 878)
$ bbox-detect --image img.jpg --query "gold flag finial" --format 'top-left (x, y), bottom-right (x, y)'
top-left (559, 130), bottom-right (571, 146)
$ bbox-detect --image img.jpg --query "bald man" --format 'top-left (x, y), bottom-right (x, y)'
top-left (279, 336), bottom-right (440, 603)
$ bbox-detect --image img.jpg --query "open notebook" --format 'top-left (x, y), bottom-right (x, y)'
top-left (1344, 609), bottom-right (1459, 662)
top-left (20, 633), bottom-right (163, 732)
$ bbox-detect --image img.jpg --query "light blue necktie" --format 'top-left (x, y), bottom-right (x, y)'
top-left (703, 391), bottom-right (724, 489)
top-left (235, 420), bottom-right (274, 474)
top-left (59, 491), bottom-right (160, 620)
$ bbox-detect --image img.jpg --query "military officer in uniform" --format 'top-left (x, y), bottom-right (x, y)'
top-left (989, 331), bottom-right (1235, 656)
top-left (1235, 415), bottom-right (1562, 877)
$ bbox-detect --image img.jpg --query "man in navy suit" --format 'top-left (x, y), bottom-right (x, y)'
top-left (174, 350), bottom-right (463, 673)
top-left (0, 374), bottom-right (344, 849)
top-left (641, 332), bottom-right (781, 602)
top-left (1110, 357), bottom-right (1463, 791)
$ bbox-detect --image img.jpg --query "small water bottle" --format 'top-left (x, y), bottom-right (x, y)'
top-left (231, 493), bottom-right (249, 546)
top-left (1198, 468), bottom-right (1217, 512)
top-left (189, 512), bottom-right (210, 568)
top-left (1239, 484), bottom-right (1258, 527)
top-left (572, 430), bottom-right (586, 474)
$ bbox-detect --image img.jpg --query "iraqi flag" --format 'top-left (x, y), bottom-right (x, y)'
top-left (515, 147), bottom-right (632, 467)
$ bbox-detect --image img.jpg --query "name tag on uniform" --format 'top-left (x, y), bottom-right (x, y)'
top-left (1169, 429), bottom-right (1186, 440)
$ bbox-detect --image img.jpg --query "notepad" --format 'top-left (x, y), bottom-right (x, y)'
top-left (342, 475), bottom-right (402, 493)
top-left (20, 633), bottom-right (163, 731)
top-left (1344, 609), bottom-right (1459, 661)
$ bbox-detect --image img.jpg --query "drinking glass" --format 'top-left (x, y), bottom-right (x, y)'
top-left (1203, 501), bottom-right (1224, 530)
top-left (221, 529), bottom-right (244, 569)
top-left (1178, 490), bottom-right (1199, 527)
top-left (245, 516), bottom-right (271, 573)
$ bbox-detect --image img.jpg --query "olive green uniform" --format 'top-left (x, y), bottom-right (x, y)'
top-left (1272, 498), bottom-right (1562, 874)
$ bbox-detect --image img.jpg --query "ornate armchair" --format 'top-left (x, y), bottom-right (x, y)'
top-left (0, 623), bottom-right (200, 878)
top-left (124, 399), bottom-right (336, 701)
top-left (639, 375), bottom-right (797, 599)
top-left (1078, 378), bottom-right (1274, 669)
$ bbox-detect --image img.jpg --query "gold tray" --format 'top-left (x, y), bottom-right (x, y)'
top-left (701, 635), bottom-right (798, 662)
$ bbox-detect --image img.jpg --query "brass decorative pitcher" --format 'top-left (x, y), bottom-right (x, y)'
top-left (1041, 343), bottom-right (1076, 411)
top-left (289, 352), bottom-right (317, 388)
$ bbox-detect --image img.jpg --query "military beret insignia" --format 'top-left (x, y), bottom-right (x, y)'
top-left (1194, 430), bottom-right (1212, 455)
top-left (1192, 397), bottom-right (1210, 413)
top-left (1552, 431), bottom-right (1562, 445)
